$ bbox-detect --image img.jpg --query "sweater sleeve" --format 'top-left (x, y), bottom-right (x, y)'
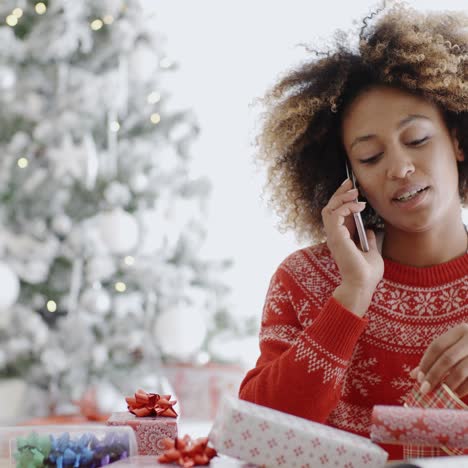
top-left (239, 262), bottom-right (369, 422)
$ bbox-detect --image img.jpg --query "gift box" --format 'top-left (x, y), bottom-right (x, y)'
top-left (107, 412), bottom-right (178, 456)
top-left (370, 405), bottom-right (468, 449)
top-left (209, 395), bottom-right (388, 467)
top-left (402, 382), bottom-right (468, 458)
top-left (0, 424), bottom-right (136, 468)
top-left (163, 364), bottom-right (245, 419)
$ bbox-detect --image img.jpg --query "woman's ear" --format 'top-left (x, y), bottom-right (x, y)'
top-left (451, 129), bottom-right (465, 162)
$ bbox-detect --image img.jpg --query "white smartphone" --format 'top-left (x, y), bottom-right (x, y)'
top-left (345, 162), bottom-right (369, 252)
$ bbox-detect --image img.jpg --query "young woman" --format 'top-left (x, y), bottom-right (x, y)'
top-left (239, 3), bottom-right (468, 461)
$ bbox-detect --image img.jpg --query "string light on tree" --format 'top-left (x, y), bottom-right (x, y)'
top-left (12, 8), bottom-right (23, 18)
top-left (147, 91), bottom-right (161, 104)
top-left (115, 281), bottom-right (126, 293)
top-left (35, 3), bottom-right (47, 15)
top-left (6, 15), bottom-right (18, 27)
top-left (90, 19), bottom-right (103, 31)
top-left (150, 113), bottom-right (160, 124)
top-left (103, 15), bottom-right (114, 25)
top-left (47, 300), bottom-right (57, 313)
top-left (110, 120), bottom-right (120, 132)
top-left (17, 157), bottom-right (28, 169)
top-left (124, 256), bottom-right (134, 266)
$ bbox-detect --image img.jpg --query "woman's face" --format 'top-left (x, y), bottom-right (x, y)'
top-left (341, 86), bottom-right (464, 233)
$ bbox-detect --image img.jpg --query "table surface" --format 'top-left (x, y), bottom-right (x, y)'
top-left (0, 419), bottom-right (454, 467)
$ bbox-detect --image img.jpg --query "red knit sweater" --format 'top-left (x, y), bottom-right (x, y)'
top-left (239, 242), bottom-right (468, 460)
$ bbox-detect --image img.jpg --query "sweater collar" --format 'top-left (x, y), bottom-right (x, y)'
top-left (376, 230), bottom-right (468, 286)
top-left (383, 251), bottom-right (468, 286)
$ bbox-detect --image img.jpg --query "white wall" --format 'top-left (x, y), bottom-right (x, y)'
top-left (144, 0), bottom-right (468, 365)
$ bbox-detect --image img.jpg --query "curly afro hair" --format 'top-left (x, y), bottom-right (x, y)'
top-left (255, 3), bottom-right (468, 242)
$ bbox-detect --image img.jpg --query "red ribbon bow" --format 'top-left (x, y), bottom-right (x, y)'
top-left (125, 389), bottom-right (178, 418)
top-left (158, 435), bottom-right (217, 467)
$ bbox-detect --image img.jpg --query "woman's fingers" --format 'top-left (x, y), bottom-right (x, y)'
top-left (326, 188), bottom-right (359, 211)
top-left (444, 355), bottom-right (468, 395)
top-left (419, 337), bottom-right (467, 392)
top-left (452, 376), bottom-right (468, 398)
top-left (328, 201), bottom-right (366, 220)
top-left (412, 324), bottom-right (468, 394)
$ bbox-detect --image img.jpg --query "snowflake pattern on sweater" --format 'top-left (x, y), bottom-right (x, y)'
top-left (239, 243), bottom-right (468, 461)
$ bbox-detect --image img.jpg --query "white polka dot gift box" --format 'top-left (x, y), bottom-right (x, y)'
top-left (208, 395), bottom-right (388, 467)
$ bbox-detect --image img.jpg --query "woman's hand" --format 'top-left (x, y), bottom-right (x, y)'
top-left (410, 324), bottom-right (468, 398)
top-left (322, 178), bottom-right (384, 316)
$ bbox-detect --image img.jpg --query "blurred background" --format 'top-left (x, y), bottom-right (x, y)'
top-left (0, 0), bottom-right (466, 427)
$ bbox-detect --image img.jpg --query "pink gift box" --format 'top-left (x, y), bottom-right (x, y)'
top-left (107, 411), bottom-right (178, 456)
top-left (163, 364), bottom-right (244, 419)
top-left (209, 395), bottom-right (388, 468)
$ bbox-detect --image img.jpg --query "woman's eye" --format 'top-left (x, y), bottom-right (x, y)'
top-left (408, 136), bottom-right (429, 146)
top-left (359, 137), bottom-right (430, 163)
top-left (360, 153), bottom-right (383, 164)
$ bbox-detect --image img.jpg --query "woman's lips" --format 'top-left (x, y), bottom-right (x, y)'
top-left (392, 186), bottom-right (430, 209)
top-left (391, 184), bottom-right (429, 201)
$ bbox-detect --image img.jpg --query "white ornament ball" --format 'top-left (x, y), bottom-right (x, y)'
top-left (52, 214), bottom-right (72, 236)
top-left (0, 66), bottom-right (16, 90)
top-left (129, 173), bottom-right (149, 193)
top-left (80, 287), bottom-right (112, 315)
top-left (95, 382), bottom-right (128, 413)
top-left (0, 262), bottom-right (20, 309)
top-left (0, 306), bottom-right (13, 330)
top-left (10, 132), bottom-right (30, 153)
top-left (154, 306), bottom-right (207, 359)
top-left (86, 256), bottom-right (116, 282)
top-left (99, 209), bottom-right (139, 254)
top-left (104, 182), bottom-right (131, 206)
top-left (92, 345), bottom-right (109, 369)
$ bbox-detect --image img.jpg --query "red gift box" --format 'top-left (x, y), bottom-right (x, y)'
top-left (107, 411), bottom-right (178, 456)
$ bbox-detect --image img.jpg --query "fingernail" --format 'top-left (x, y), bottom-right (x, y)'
top-left (417, 371), bottom-right (425, 384)
top-left (420, 381), bottom-right (430, 394)
top-left (357, 201), bottom-right (366, 206)
top-left (341, 178), bottom-right (350, 185)
top-left (410, 367), bottom-right (419, 378)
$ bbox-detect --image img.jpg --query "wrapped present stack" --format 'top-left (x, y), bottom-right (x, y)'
top-left (208, 395), bottom-right (388, 467)
top-left (107, 389), bottom-right (178, 456)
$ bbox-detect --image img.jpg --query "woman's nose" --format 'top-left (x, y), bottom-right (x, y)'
top-left (385, 150), bottom-right (415, 180)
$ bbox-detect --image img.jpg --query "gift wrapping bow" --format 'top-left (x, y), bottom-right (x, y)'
top-left (157, 435), bottom-right (217, 467)
top-left (370, 382), bottom-right (468, 458)
top-left (125, 389), bottom-right (178, 418)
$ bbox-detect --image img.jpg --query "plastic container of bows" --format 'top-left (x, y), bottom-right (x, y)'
top-left (0, 425), bottom-right (137, 468)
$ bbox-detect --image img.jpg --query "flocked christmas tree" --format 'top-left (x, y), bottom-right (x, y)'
top-left (0, 0), bottom-right (249, 416)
